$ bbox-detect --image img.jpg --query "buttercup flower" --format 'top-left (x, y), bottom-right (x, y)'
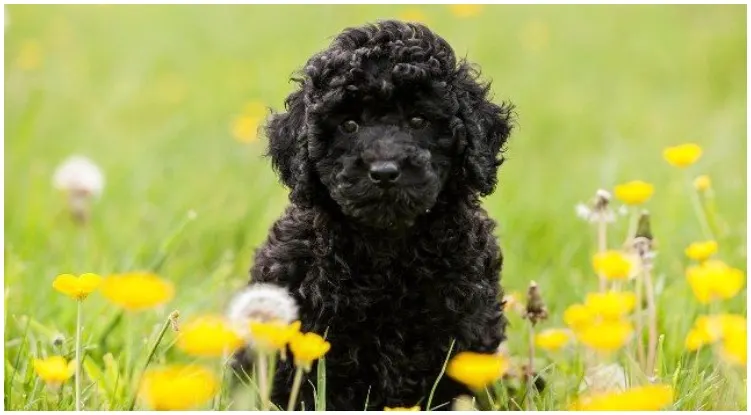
top-left (138, 365), bottom-right (218, 410)
top-left (384, 406), bottom-right (421, 411)
top-left (592, 251), bottom-right (633, 280)
top-left (684, 240), bottom-right (718, 262)
top-left (570, 384), bottom-right (674, 410)
top-left (720, 326), bottom-right (747, 366)
top-left (535, 328), bottom-right (571, 351)
top-left (584, 291), bottom-right (636, 320)
top-left (685, 260), bottom-right (744, 304)
top-left (446, 351), bottom-right (508, 390)
top-left (449, 4), bottom-right (483, 18)
top-left (33, 356), bottom-right (75, 386)
top-left (231, 101), bottom-right (266, 143)
top-left (52, 273), bottom-right (102, 301)
top-left (564, 304), bottom-right (593, 331)
top-left (52, 155), bottom-right (105, 197)
top-left (613, 180), bottom-right (654, 205)
top-left (289, 331), bottom-right (331, 371)
top-left (575, 320), bottom-right (633, 353)
top-left (176, 315), bottom-right (244, 357)
top-left (663, 143), bottom-right (702, 168)
top-left (249, 320), bottom-right (301, 352)
top-left (685, 314), bottom-right (746, 351)
top-left (101, 272), bottom-right (174, 311)
top-left (693, 175), bottom-right (712, 191)
top-left (227, 283), bottom-right (299, 332)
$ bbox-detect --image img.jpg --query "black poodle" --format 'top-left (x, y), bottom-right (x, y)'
top-left (241, 20), bottom-right (514, 410)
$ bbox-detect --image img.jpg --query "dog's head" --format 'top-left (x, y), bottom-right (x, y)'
top-left (266, 20), bottom-right (514, 230)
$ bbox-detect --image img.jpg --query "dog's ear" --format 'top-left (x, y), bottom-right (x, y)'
top-left (265, 88), bottom-right (306, 189)
top-left (453, 63), bottom-right (514, 197)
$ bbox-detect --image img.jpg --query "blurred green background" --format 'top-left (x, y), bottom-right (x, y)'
top-left (4, 4), bottom-right (746, 366)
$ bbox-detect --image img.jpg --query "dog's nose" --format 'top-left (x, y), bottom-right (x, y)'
top-left (368, 161), bottom-right (401, 184)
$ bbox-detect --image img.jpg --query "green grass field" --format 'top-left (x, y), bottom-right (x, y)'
top-left (4, 4), bottom-right (747, 411)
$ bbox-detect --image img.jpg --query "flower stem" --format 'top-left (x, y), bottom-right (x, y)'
top-left (526, 322), bottom-right (536, 410)
top-left (257, 351), bottom-right (270, 410)
top-left (685, 171), bottom-right (715, 240)
top-left (75, 300), bottom-right (83, 411)
top-left (287, 366), bottom-right (305, 411)
top-left (634, 270), bottom-right (646, 372)
top-left (127, 312), bottom-right (175, 411)
top-left (643, 266), bottom-right (658, 379)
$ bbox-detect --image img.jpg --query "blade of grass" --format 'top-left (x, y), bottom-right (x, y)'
top-left (426, 338), bottom-right (455, 411)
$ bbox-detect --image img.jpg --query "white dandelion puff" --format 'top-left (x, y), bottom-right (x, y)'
top-left (576, 188), bottom-right (619, 223)
top-left (52, 155), bottom-right (104, 197)
top-left (52, 155), bottom-right (104, 224)
top-left (575, 203), bottom-right (593, 221)
top-left (579, 363), bottom-right (628, 393)
top-left (226, 283), bottom-right (298, 336)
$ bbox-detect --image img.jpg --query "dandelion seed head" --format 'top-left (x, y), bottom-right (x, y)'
top-left (226, 283), bottom-right (298, 334)
top-left (52, 333), bottom-right (65, 347)
top-left (575, 203), bottom-right (592, 220)
top-left (595, 189), bottom-right (611, 203)
top-left (52, 155), bottom-right (105, 197)
top-left (579, 363), bottom-right (627, 393)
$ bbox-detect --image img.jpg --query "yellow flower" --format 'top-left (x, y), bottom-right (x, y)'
top-left (448, 5), bottom-right (483, 18)
top-left (685, 314), bottom-right (746, 351)
top-left (33, 356), bottom-right (75, 386)
top-left (176, 315), bottom-right (245, 357)
top-left (398, 8), bottom-right (428, 24)
top-left (231, 101), bottom-right (266, 143)
top-left (576, 320), bottom-right (633, 353)
top-left (684, 328), bottom-right (707, 351)
top-left (535, 328), bottom-right (571, 351)
top-left (384, 406), bottom-right (421, 411)
top-left (613, 180), bottom-right (654, 205)
top-left (289, 331), bottom-right (331, 371)
top-left (720, 326), bottom-right (747, 367)
top-left (570, 384), bottom-right (674, 410)
top-left (693, 175), bottom-right (711, 191)
top-left (685, 260), bottom-right (744, 304)
top-left (138, 365), bottom-right (218, 410)
top-left (584, 291), bottom-right (636, 320)
top-left (16, 39), bottom-right (43, 71)
top-left (592, 251), bottom-right (633, 280)
top-left (101, 272), bottom-right (174, 311)
top-left (564, 304), bottom-right (593, 331)
top-left (663, 143), bottom-right (702, 168)
top-left (249, 320), bottom-right (301, 352)
top-left (231, 115), bottom-right (261, 143)
top-left (684, 240), bottom-right (718, 262)
top-left (52, 273), bottom-right (102, 301)
top-left (446, 351), bottom-right (508, 390)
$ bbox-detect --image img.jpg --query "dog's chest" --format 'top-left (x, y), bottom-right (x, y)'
top-left (298, 246), bottom-right (477, 380)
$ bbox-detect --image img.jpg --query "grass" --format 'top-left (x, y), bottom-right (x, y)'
top-left (4, 4), bottom-right (747, 411)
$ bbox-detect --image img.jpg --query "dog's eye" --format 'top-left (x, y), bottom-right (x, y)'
top-left (408, 116), bottom-right (427, 129)
top-left (341, 120), bottom-right (359, 134)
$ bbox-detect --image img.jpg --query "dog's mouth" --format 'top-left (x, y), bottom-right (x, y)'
top-left (328, 175), bottom-right (441, 230)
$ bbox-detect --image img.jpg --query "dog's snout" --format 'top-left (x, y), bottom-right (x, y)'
top-left (368, 161), bottom-right (401, 185)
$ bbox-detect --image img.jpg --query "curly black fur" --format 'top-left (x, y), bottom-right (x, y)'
top-left (239, 20), bottom-right (514, 410)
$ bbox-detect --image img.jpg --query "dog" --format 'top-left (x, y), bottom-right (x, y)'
top-left (239, 20), bottom-right (514, 410)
